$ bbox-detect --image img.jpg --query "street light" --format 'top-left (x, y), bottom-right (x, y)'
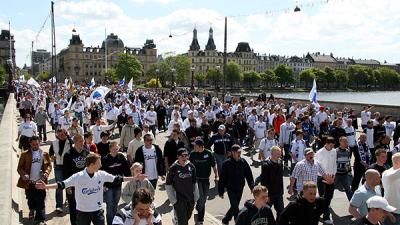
top-left (191, 66), bottom-right (195, 90)
top-left (215, 65), bottom-right (221, 92)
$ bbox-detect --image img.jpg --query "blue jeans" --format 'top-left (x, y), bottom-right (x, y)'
top-left (214, 153), bottom-right (227, 177)
top-left (335, 173), bottom-right (353, 201)
top-left (104, 186), bottom-right (121, 225)
top-left (196, 180), bottom-right (210, 222)
top-left (54, 165), bottom-right (64, 209)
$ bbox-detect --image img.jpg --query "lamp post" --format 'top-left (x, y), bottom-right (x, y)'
top-left (155, 68), bottom-right (160, 88)
top-left (171, 68), bottom-right (176, 88)
top-left (191, 66), bottom-right (195, 90)
top-left (215, 65), bottom-right (221, 92)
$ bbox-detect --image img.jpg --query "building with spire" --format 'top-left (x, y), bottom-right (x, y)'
top-left (52, 28), bottom-right (157, 82)
top-left (0, 29), bottom-right (15, 69)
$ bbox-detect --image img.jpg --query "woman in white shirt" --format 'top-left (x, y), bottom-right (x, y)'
top-left (16, 114), bottom-right (37, 150)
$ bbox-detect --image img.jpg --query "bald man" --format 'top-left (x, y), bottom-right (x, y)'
top-left (349, 169), bottom-right (382, 219)
top-left (382, 153), bottom-right (400, 225)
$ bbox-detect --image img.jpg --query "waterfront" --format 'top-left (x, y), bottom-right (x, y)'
top-left (255, 91), bottom-right (400, 106)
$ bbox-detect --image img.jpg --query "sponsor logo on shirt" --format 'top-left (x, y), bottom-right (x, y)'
top-left (82, 186), bottom-right (101, 195)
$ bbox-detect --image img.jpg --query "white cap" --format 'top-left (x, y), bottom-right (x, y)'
top-left (367, 196), bottom-right (396, 212)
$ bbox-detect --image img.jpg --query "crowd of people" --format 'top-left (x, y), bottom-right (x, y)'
top-left (14, 81), bottom-right (400, 225)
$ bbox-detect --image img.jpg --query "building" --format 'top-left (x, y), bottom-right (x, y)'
top-left (285, 56), bottom-right (313, 75)
top-left (56, 29), bottom-right (157, 82)
top-left (0, 29), bottom-right (15, 69)
top-left (31, 49), bottom-right (50, 76)
top-left (305, 52), bottom-right (338, 69)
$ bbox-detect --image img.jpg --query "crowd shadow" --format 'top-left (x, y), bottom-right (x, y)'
top-left (156, 199), bottom-right (173, 215)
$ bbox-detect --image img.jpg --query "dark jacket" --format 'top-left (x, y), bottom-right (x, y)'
top-left (135, 144), bottom-right (166, 177)
top-left (63, 148), bottom-right (90, 180)
top-left (207, 133), bottom-right (233, 155)
top-left (218, 157), bottom-right (254, 195)
top-left (279, 196), bottom-right (327, 225)
top-left (101, 153), bottom-right (131, 188)
top-left (163, 138), bottom-right (185, 168)
top-left (260, 158), bottom-right (284, 196)
top-left (236, 200), bottom-right (276, 225)
top-left (234, 120), bottom-right (248, 139)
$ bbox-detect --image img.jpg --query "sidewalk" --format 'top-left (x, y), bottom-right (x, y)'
top-left (17, 118), bottom-right (222, 225)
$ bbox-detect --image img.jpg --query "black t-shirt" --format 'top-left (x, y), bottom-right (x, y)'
top-left (189, 149), bottom-right (216, 180)
top-left (369, 163), bottom-right (388, 177)
top-left (96, 142), bottom-right (110, 158)
top-left (350, 216), bottom-right (380, 225)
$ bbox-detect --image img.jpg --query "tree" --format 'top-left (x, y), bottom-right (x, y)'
top-left (146, 78), bottom-right (161, 88)
top-left (347, 65), bottom-right (369, 88)
top-left (324, 67), bottom-right (336, 88)
top-left (260, 69), bottom-right (277, 88)
top-left (0, 65), bottom-right (6, 85)
top-left (242, 71), bottom-right (261, 89)
top-left (165, 55), bottom-right (191, 85)
top-left (194, 72), bottom-right (206, 88)
top-left (206, 67), bottom-right (220, 89)
top-left (334, 69), bottom-right (349, 88)
top-left (274, 64), bottom-right (293, 87)
top-left (146, 61), bottom-right (173, 87)
top-left (36, 71), bottom-right (51, 81)
top-left (23, 71), bottom-right (31, 81)
top-left (375, 67), bottom-right (400, 88)
top-left (115, 53), bottom-right (142, 82)
top-left (313, 68), bottom-right (327, 88)
top-left (101, 68), bottom-right (118, 83)
top-left (299, 68), bottom-right (315, 89)
top-left (226, 61), bottom-right (242, 88)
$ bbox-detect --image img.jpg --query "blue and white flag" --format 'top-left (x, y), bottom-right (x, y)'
top-left (90, 86), bottom-right (111, 103)
top-left (27, 77), bottom-right (40, 88)
top-left (89, 77), bottom-right (95, 89)
top-left (118, 77), bottom-right (125, 86)
top-left (309, 79), bottom-right (320, 108)
top-left (49, 76), bottom-right (56, 83)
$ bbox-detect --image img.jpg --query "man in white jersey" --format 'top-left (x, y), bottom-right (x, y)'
top-left (36, 153), bottom-right (146, 225)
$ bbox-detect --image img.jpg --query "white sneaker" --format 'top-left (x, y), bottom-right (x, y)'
top-left (55, 207), bottom-right (63, 213)
top-left (323, 219), bottom-right (333, 224)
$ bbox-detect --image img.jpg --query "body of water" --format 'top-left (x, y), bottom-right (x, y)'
top-left (262, 91), bottom-right (400, 106)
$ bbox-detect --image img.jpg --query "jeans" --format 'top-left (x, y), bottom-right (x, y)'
top-left (317, 176), bottom-right (335, 220)
top-left (268, 194), bottom-right (284, 220)
top-left (150, 179), bottom-right (158, 191)
top-left (384, 213), bottom-right (400, 225)
top-left (25, 185), bottom-right (46, 222)
top-left (173, 200), bottom-right (195, 225)
top-left (76, 209), bottom-right (105, 225)
top-left (66, 187), bottom-right (77, 225)
top-left (54, 166), bottom-right (64, 209)
top-left (196, 180), bottom-right (210, 222)
top-left (222, 189), bottom-right (243, 224)
top-left (150, 125), bottom-right (157, 138)
top-left (335, 173), bottom-right (353, 201)
top-left (104, 186), bottom-right (122, 225)
top-left (214, 153), bottom-right (227, 177)
top-left (38, 125), bottom-right (47, 141)
top-left (352, 165), bottom-right (367, 193)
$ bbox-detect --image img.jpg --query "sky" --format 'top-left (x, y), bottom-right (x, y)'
top-left (1, 0), bottom-right (400, 68)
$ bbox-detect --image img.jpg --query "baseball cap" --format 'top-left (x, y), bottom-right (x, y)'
top-left (218, 125), bottom-right (226, 130)
top-left (177, 148), bottom-right (189, 156)
top-left (231, 144), bottom-right (241, 152)
top-left (367, 196), bottom-right (396, 212)
top-left (194, 139), bottom-right (204, 146)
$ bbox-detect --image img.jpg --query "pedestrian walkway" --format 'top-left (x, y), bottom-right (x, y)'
top-left (16, 117), bottom-right (221, 225)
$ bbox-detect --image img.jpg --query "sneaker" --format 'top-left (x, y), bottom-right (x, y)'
top-left (323, 219), bottom-right (333, 224)
top-left (55, 207), bottom-right (63, 213)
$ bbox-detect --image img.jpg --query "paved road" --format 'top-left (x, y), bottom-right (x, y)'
top-left (18, 118), bottom-right (355, 225)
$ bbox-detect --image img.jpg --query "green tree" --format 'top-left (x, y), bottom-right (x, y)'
top-left (36, 71), bottom-right (51, 81)
top-left (274, 64), bottom-right (293, 87)
top-left (101, 68), bottom-right (118, 83)
top-left (226, 61), bottom-right (242, 88)
top-left (260, 69), bottom-right (277, 88)
top-left (299, 68), bottom-right (315, 89)
top-left (206, 67), bottom-right (220, 89)
top-left (194, 72), bottom-right (206, 88)
top-left (334, 69), bottom-right (349, 88)
top-left (165, 55), bottom-right (191, 85)
top-left (115, 53), bottom-right (142, 82)
top-left (375, 67), bottom-right (400, 88)
top-left (23, 71), bottom-right (31, 81)
top-left (146, 61), bottom-right (173, 87)
top-left (324, 67), bottom-right (336, 88)
top-left (242, 71), bottom-right (261, 89)
top-left (146, 78), bottom-right (161, 88)
top-left (0, 65), bottom-right (6, 85)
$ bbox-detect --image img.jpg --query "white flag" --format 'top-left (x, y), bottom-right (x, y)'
top-left (49, 76), bottom-right (56, 83)
top-left (27, 77), bottom-right (40, 88)
top-left (90, 86), bottom-right (111, 103)
top-left (127, 78), bottom-right (133, 91)
top-left (309, 79), bottom-right (320, 108)
top-left (65, 78), bottom-right (69, 87)
top-left (89, 77), bottom-right (95, 89)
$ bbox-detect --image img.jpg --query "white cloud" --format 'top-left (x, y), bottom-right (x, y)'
top-left (7, 0), bottom-right (400, 68)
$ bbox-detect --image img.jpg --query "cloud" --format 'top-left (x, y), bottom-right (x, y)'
top-left (130, 0), bottom-right (180, 5)
top-left (7, 0), bottom-right (400, 68)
